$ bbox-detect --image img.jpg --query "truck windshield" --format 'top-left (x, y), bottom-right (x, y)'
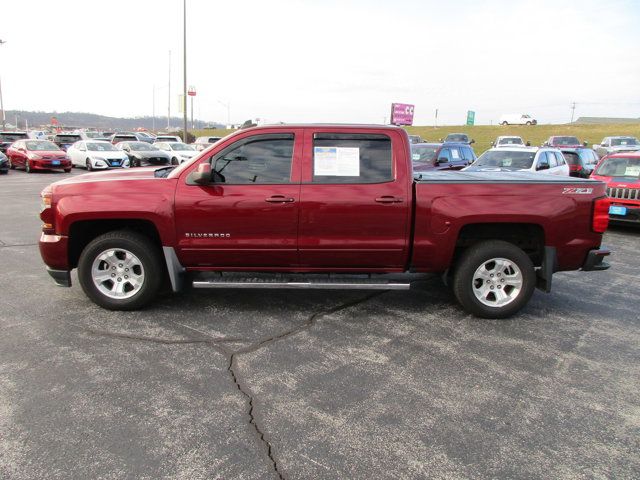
top-left (498, 137), bottom-right (523, 145)
top-left (594, 157), bottom-right (640, 178)
top-left (0, 133), bottom-right (28, 142)
top-left (445, 134), bottom-right (468, 142)
top-left (553, 136), bottom-right (579, 145)
top-left (411, 145), bottom-right (438, 162)
top-left (611, 138), bottom-right (639, 146)
top-left (473, 150), bottom-right (536, 170)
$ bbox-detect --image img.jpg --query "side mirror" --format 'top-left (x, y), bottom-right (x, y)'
top-left (189, 163), bottom-right (212, 185)
top-left (583, 141), bottom-right (588, 147)
top-left (438, 138), bottom-right (443, 142)
top-left (436, 157), bottom-right (448, 165)
top-left (537, 162), bottom-right (550, 171)
top-left (470, 139), bottom-right (475, 144)
top-left (491, 142), bottom-right (495, 147)
top-left (526, 141), bottom-right (531, 146)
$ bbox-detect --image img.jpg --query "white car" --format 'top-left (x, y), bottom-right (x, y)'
top-left (492, 136), bottom-right (528, 148)
top-left (67, 140), bottom-right (130, 170)
top-left (464, 147), bottom-right (569, 176)
top-left (154, 141), bottom-right (198, 164)
top-left (154, 135), bottom-right (182, 143)
top-left (499, 114), bottom-right (538, 126)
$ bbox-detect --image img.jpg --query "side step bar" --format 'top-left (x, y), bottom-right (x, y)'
top-left (192, 277), bottom-right (410, 290)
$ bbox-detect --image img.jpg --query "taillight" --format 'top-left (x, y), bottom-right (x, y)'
top-left (569, 164), bottom-right (582, 172)
top-left (592, 197), bottom-right (610, 233)
top-left (40, 187), bottom-right (55, 234)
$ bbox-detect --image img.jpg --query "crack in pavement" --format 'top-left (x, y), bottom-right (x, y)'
top-left (72, 290), bottom-right (386, 479)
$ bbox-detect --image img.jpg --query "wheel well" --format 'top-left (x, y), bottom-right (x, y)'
top-left (68, 219), bottom-right (163, 269)
top-left (454, 223), bottom-right (545, 267)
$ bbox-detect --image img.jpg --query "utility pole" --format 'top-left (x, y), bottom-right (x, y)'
top-left (182, 0), bottom-right (188, 141)
top-left (167, 50), bottom-right (171, 130)
top-left (218, 100), bottom-right (230, 127)
top-left (152, 84), bottom-right (156, 132)
top-left (0, 39), bottom-right (6, 129)
top-left (570, 101), bottom-right (576, 123)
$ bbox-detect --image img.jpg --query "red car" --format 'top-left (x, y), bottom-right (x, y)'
top-left (7, 139), bottom-right (72, 173)
top-left (39, 124), bottom-right (610, 318)
top-left (543, 136), bottom-right (586, 148)
top-left (591, 152), bottom-right (640, 224)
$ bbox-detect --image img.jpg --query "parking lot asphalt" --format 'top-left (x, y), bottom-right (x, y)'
top-left (1, 169), bottom-right (639, 479)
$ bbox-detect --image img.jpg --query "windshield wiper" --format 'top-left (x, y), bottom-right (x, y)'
top-left (154, 166), bottom-right (175, 178)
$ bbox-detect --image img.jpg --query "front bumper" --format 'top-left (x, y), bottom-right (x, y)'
top-left (47, 268), bottom-right (72, 287)
top-left (32, 160), bottom-right (72, 170)
top-left (581, 247), bottom-right (611, 271)
top-left (609, 205), bottom-right (640, 224)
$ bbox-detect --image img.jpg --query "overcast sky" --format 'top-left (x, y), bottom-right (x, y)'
top-left (1, 0), bottom-right (639, 125)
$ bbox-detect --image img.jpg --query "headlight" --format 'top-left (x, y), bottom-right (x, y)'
top-left (94, 159), bottom-right (107, 166)
top-left (123, 158), bottom-right (130, 165)
top-left (92, 156), bottom-right (106, 162)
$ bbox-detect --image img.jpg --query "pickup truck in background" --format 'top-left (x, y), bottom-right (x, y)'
top-left (593, 136), bottom-right (640, 158)
top-left (39, 125), bottom-right (611, 319)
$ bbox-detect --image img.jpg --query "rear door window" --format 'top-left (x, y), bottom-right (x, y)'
top-left (312, 133), bottom-right (393, 184)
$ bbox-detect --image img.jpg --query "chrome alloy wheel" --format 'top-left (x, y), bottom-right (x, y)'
top-left (91, 248), bottom-right (145, 299)
top-left (472, 257), bottom-right (523, 307)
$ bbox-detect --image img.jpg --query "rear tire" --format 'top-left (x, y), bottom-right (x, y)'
top-left (526, 121), bottom-right (532, 126)
top-left (78, 230), bottom-right (164, 310)
top-left (453, 240), bottom-right (535, 319)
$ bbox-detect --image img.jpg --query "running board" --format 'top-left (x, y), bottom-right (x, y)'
top-left (192, 276), bottom-right (410, 290)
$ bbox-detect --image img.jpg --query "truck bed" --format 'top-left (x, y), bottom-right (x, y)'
top-left (414, 170), bottom-right (602, 184)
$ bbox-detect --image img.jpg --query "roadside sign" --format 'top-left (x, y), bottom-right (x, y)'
top-left (188, 85), bottom-right (196, 97)
top-left (390, 103), bottom-right (415, 126)
top-left (466, 110), bottom-right (475, 126)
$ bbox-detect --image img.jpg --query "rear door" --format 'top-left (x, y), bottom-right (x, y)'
top-left (298, 129), bottom-right (411, 269)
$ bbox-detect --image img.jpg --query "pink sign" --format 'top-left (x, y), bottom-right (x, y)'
top-left (391, 103), bottom-right (415, 126)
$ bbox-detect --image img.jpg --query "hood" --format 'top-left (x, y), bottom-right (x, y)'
top-left (88, 150), bottom-right (129, 159)
top-left (135, 150), bottom-right (171, 159)
top-left (30, 150), bottom-right (67, 158)
top-left (591, 174), bottom-right (640, 188)
top-left (54, 166), bottom-right (162, 186)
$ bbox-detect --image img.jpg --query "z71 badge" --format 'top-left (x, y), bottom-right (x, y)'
top-left (562, 187), bottom-right (593, 194)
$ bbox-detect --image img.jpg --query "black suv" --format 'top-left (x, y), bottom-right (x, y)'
top-left (560, 148), bottom-right (600, 178)
top-left (0, 131), bottom-right (29, 153)
top-left (411, 142), bottom-right (477, 172)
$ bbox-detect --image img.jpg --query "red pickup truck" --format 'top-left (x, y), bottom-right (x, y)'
top-left (39, 125), bottom-right (611, 318)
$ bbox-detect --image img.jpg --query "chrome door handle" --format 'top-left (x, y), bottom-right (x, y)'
top-left (265, 195), bottom-right (295, 203)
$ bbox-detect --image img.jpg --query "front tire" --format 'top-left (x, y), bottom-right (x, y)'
top-left (86, 159), bottom-right (93, 171)
top-left (526, 121), bottom-right (532, 126)
top-left (25, 160), bottom-right (32, 173)
top-left (77, 230), bottom-right (164, 310)
top-left (453, 240), bottom-right (535, 319)
top-left (501, 121), bottom-right (508, 126)
top-left (171, 157), bottom-right (179, 165)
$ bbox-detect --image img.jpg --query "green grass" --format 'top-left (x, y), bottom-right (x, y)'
top-left (192, 123), bottom-right (640, 155)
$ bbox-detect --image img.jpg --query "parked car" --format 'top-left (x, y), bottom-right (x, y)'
top-left (67, 141), bottom-right (130, 170)
top-left (411, 142), bottom-right (476, 172)
top-left (7, 139), bottom-right (71, 173)
top-left (154, 135), bottom-right (182, 143)
top-left (560, 148), bottom-right (599, 178)
top-left (116, 141), bottom-right (172, 167)
top-left (492, 136), bottom-right (528, 148)
top-left (543, 136), bottom-right (585, 148)
top-left (593, 136), bottom-right (640, 158)
top-left (78, 131), bottom-right (109, 141)
top-left (193, 136), bottom-right (223, 151)
top-left (591, 153), bottom-right (640, 224)
top-left (154, 141), bottom-right (198, 164)
top-left (464, 147), bottom-right (569, 176)
top-left (53, 133), bottom-right (82, 151)
top-left (135, 131), bottom-right (156, 143)
top-left (109, 133), bottom-right (139, 145)
top-left (407, 135), bottom-right (423, 144)
top-left (499, 114), bottom-right (537, 126)
top-left (0, 152), bottom-right (9, 174)
top-left (38, 124), bottom-right (611, 319)
top-left (441, 133), bottom-right (475, 144)
top-left (28, 130), bottom-right (48, 140)
top-left (0, 131), bottom-right (29, 153)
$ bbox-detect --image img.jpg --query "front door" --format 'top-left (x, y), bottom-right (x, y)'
top-left (298, 129), bottom-right (411, 269)
top-left (174, 131), bottom-right (302, 268)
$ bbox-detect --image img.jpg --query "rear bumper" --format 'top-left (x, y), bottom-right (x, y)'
top-left (581, 247), bottom-right (611, 271)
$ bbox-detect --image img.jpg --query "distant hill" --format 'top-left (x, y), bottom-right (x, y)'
top-left (4, 110), bottom-right (225, 131)
top-left (575, 116), bottom-right (640, 124)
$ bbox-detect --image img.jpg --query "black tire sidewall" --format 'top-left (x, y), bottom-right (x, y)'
top-left (78, 231), bottom-right (163, 310)
top-left (453, 241), bottom-right (535, 319)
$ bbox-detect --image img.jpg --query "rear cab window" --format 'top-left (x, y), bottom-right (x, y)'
top-left (311, 133), bottom-right (393, 184)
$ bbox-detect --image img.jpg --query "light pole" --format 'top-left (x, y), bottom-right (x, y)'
top-left (182, 0), bottom-right (188, 141)
top-left (218, 100), bottom-right (230, 127)
top-left (0, 39), bottom-right (6, 129)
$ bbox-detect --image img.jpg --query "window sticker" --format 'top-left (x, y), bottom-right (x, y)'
top-left (625, 165), bottom-right (640, 176)
top-left (451, 149), bottom-right (460, 159)
top-left (412, 153), bottom-right (420, 161)
top-left (314, 147), bottom-right (360, 176)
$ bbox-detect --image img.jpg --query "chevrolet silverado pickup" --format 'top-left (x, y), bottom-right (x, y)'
top-left (39, 125), bottom-right (611, 318)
